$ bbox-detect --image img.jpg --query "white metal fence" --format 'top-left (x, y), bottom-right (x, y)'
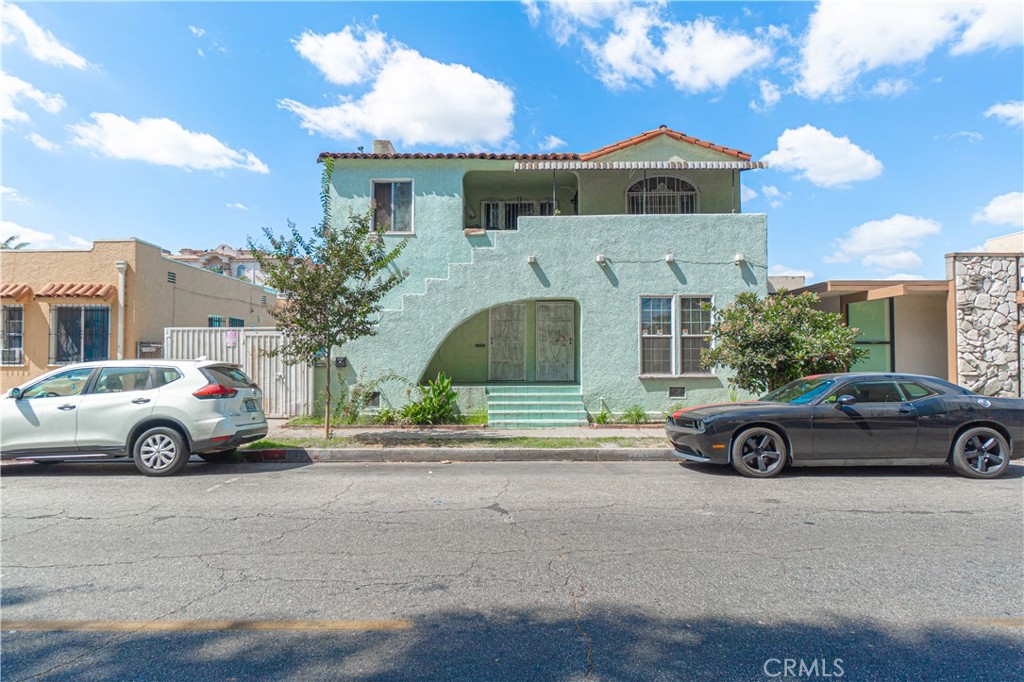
top-left (163, 327), bottom-right (314, 417)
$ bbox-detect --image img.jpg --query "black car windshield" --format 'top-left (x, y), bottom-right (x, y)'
top-left (759, 378), bottom-right (836, 404)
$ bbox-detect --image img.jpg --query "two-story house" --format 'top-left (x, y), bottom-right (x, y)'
top-left (322, 126), bottom-right (768, 427)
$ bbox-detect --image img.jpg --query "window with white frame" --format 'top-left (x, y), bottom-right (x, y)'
top-left (372, 180), bottom-right (413, 233)
top-left (481, 200), bottom-right (554, 230)
top-left (626, 176), bottom-right (697, 215)
top-left (639, 295), bottom-right (713, 375)
top-left (1, 305), bottom-right (24, 365)
top-left (678, 296), bottom-right (712, 374)
top-left (49, 305), bottom-right (110, 365)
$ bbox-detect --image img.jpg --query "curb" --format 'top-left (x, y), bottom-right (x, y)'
top-left (243, 447), bottom-right (676, 463)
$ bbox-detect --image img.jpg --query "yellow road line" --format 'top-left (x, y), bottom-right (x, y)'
top-left (2, 619), bottom-right (413, 632)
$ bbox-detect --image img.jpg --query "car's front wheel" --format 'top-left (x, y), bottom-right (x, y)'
top-left (133, 427), bottom-right (190, 477)
top-left (951, 427), bottom-right (1009, 479)
top-left (731, 427), bottom-right (788, 478)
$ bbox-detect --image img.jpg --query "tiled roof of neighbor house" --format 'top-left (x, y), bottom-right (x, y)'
top-left (318, 126), bottom-right (751, 162)
top-left (37, 282), bottom-right (117, 299)
top-left (0, 283), bottom-right (33, 301)
top-left (579, 126), bottom-right (751, 161)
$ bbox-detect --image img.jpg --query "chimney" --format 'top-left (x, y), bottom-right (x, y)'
top-left (372, 139), bottom-right (397, 155)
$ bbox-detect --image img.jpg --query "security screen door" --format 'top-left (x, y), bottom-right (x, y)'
top-left (488, 303), bottom-right (526, 381)
top-left (535, 302), bottom-right (575, 381)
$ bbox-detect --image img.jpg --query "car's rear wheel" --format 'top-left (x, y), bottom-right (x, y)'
top-left (133, 427), bottom-right (190, 477)
top-left (951, 427), bottom-right (1009, 479)
top-left (731, 427), bottom-right (788, 478)
top-left (197, 449), bottom-right (237, 463)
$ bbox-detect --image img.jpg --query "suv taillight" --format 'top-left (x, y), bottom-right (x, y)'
top-left (193, 383), bottom-right (238, 399)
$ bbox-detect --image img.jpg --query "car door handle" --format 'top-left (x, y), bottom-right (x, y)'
top-left (131, 398), bottom-right (151, 404)
top-left (58, 404), bottom-right (76, 411)
top-left (898, 406), bottom-right (914, 414)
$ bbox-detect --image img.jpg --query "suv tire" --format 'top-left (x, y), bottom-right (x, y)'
top-left (133, 426), bottom-right (190, 477)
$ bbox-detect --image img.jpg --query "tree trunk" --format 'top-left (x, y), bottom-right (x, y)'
top-left (323, 376), bottom-right (332, 439)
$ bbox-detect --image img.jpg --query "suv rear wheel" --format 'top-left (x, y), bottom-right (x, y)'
top-left (133, 426), bottom-right (190, 476)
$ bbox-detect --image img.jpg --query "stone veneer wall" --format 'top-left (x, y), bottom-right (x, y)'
top-left (949, 254), bottom-right (1022, 397)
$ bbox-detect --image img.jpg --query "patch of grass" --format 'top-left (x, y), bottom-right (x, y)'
top-left (620, 404), bottom-right (650, 425)
top-left (462, 411), bottom-right (489, 425)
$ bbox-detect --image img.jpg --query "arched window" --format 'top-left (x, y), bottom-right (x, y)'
top-left (626, 176), bottom-right (697, 215)
top-left (236, 264), bottom-right (247, 279)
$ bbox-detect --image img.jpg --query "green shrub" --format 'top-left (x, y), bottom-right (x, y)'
top-left (401, 372), bottom-right (462, 425)
top-left (591, 409), bottom-right (612, 425)
top-left (621, 404), bottom-right (649, 425)
top-left (373, 406), bottom-right (399, 425)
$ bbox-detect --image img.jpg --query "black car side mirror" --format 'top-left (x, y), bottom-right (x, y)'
top-left (8, 387), bottom-right (21, 400)
top-left (835, 394), bottom-right (856, 408)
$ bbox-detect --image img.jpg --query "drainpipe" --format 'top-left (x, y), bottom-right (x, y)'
top-left (115, 261), bottom-right (127, 359)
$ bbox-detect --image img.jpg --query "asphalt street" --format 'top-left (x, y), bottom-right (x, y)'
top-left (2, 459), bottom-right (1022, 681)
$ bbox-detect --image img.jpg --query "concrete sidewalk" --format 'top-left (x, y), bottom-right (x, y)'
top-left (255, 419), bottom-right (674, 463)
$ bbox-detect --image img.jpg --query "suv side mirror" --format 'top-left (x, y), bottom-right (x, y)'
top-left (835, 394), bottom-right (856, 408)
top-left (8, 387), bottom-right (21, 400)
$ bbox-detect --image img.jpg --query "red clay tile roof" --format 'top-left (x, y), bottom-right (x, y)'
top-left (0, 283), bottom-right (33, 301)
top-left (318, 126), bottom-right (751, 162)
top-left (37, 282), bottom-right (117, 299)
top-left (580, 126), bottom-right (751, 161)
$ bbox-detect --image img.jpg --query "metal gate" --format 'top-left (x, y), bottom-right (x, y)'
top-left (163, 327), bottom-right (314, 417)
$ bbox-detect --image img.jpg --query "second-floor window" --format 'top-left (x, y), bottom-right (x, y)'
top-left (626, 176), bottom-right (697, 215)
top-left (373, 180), bottom-right (413, 233)
top-left (208, 315), bottom-right (225, 328)
top-left (228, 317), bottom-right (245, 327)
top-left (482, 200), bottom-right (555, 230)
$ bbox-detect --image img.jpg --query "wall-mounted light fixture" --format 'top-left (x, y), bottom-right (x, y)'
top-left (527, 255), bottom-right (537, 265)
top-left (595, 254), bottom-right (607, 265)
top-left (334, 356), bottom-right (348, 368)
top-left (734, 252), bottom-right (746, 266)
top-left (665, 254), bottom-right (675, 263)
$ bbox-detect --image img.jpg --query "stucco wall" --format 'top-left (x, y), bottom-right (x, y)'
top-left (334, 213), bottom-right (767, 414)
top-left (1, 239), bottom-right (274, 390)
top-left (893, 294), bottom-right (948, 379)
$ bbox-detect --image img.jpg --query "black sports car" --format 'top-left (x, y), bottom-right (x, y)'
top-left (666, 373), bottom-right (1023, 478)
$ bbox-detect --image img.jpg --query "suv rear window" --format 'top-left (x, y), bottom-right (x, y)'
top-left (203, 365), bottom-right (255, 388)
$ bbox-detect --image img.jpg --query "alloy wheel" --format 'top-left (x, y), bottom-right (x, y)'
top-left (139, 433), bottom-right (177, 470)
top-left (963, 432), bottom-right (1005, 475)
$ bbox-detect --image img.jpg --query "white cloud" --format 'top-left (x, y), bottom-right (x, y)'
top-left (530, 2), bottom-right (772, 93)
top-left (26, 131), bottom-right (61, 151)
top-left (226, 202), bottom-right (248, 211)
top-left (861, 251), bottom-right (923, 271)
top-left (740, 184), bottom-right (758, 202)
top-left (796, 2), bottom-right (1023, 100)
top-left (1, 185), bottom-right (29, 204)
top-left (972, 192), bottom-right (1024, 228)
top-left (1, 220), bottom-right (88, 249)
top-left (69, 113), bottom-right (269, 173)
top-left (1, 2), bottom-right (89, 68)
top-left (883, 273), bottom-right (926, 281)
top-left (188, 25), bottom-right (206, 38)
top-left (769, 264), bottom-right (814, 278)
top-left (935, 130), bottom-right (983, 143)
top-left (826, 214), bottom-right (941, 272)
top-left (762, 125), bottom-right (883, 188)
top-left (539, 134), bottom-right (567, 151)
top-left (985, 101), bottom-right (1024, 127)
top-left (760, 184), bottom-right (791, 208)
top-left (293, 25), bottom-right (390, 86)
top-left (280, 44), bottom-right (514, 147)
top-left (749, 79), bottom-right (781, 112)
top-left (868, 78), bottom-right (910, 97)
top-left (0, 71), bottom-right (65, 128)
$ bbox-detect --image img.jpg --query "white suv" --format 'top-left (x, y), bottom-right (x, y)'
top-left (0, 359), bottom-right (268, 476)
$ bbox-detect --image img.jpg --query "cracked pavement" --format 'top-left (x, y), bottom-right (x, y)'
top-left (1, 460), bottom-right (1022, 681)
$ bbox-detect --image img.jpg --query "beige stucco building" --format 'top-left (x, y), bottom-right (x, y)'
top-left (0, 239), bottom-right (276, 390)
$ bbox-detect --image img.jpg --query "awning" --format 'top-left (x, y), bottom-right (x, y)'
top-left (0, 283), bottom-right (33, 303)
top-left (513, 160), bottom-right (768, 171)
top-left (37, 282), bottom-right (117, 300)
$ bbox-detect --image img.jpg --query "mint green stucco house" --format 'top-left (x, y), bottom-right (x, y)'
top-left (321, 126), bottom-right (768, 427)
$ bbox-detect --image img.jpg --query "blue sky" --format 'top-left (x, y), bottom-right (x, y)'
top-left (2, 1), bottom-right (1022, 282)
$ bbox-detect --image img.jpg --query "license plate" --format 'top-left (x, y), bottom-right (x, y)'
top-left (244, 399), bottom-right (259, 412)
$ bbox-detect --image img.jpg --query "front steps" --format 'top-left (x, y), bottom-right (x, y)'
top-left (486, 384), bottom-right (588, 429)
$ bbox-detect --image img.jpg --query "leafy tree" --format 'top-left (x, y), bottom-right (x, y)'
top-left (249, 158), bottom-right (408, 437)
top-left (701, 291), bottom-right (867, 395)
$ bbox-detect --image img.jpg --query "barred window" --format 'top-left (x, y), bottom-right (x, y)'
top-left (481, 200), bottom-right (555, 230)
top-left (626, 176), bottom-right (697, 215)
top-left (49, 305), bottom-right (110, 365)
top-left (228, 317), bottom-right (244, 328)
top-left (1, 305), bottom-right (24, 365)
top-left (208, 315), bottom-right (225, 328)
